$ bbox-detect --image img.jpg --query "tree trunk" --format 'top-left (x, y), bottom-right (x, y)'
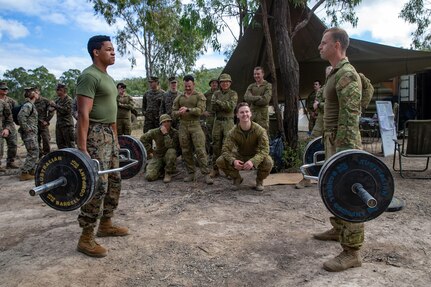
top-left (273, 0), bottom-right (299, 149)
top-left (260, 0), bottom-right (285, 140)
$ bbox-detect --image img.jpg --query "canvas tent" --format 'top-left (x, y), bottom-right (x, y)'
top-left (223, 2), bottom-right (431, 100)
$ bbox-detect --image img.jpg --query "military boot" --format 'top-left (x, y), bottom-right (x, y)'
top-left (255, 179), bottom-right (264, 191)
top-left (7, 161), bottom-right (19, 169)
top-left (205, 174), bottom-right (214, 185)
top-left (323, 248), bottom-right (362, 272)
top-left (96, 217), bottom-right (129, 237)
top-left (163, 172), bottom-right (172, 183)
top-left (19, 172), bottom-right (35, 181)
top-left (313, 228), bottom-right (340, 241)
top-left (295, 178), bottom-right (312, 189)
top-left (209, 168), bottom-right (220, 178)
top-left (0, 165), bottom-right (5, 172)
top-left (231, 177), bottom-right (243, 191)
top-left (184, 173), bottom-right (195, 182)
top-left (77, 227), bottom-right (107, 257)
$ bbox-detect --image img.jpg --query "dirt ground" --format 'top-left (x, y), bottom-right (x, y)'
top-left (1, 130), bottom-right (430, 287)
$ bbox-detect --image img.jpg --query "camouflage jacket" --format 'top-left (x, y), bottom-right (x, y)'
top-left (160, 90), bottom-right (180, 117)
top-left (323, 58), bottom-right (362, 151)
top-left (221, 122), bottom-right (269, 167)
top-left (18, 100), bottom-right (38, 133)
top-left (211, 89), bottom-right (238, 119)
top-left (34, 96), bottom-right (54, 125)
top-left (117, 94), bottom-right (135, 119)
top-left (53, 95), bottom-right (74, 127)
top-left (140, 127), bottom-right (179, 158)
top-left (172, 91), bottom-right (206, 122)
top-left (0, 99), bottom-right (14, 132)
top-left (142, 88), bottom-right (164, 116)
top-left (203, 88), bottom-right (217, 118)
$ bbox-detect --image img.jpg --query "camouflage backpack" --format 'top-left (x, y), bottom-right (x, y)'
top-left (359, 73), bottom-right (374, 112)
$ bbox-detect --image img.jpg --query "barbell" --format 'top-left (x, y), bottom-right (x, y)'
top-left (301, 149), bottom-right (395, 223)
top-left (29, 135), bottom-right (147, 212)
top-left (302, 136), bottom-right (325, 177)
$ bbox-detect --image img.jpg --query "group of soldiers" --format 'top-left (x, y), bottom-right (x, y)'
top-left (140, 67), bottom-right (274, 191)
top-left (0, 82), bottom-right (75, 180)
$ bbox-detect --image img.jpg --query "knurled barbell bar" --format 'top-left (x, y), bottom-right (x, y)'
top-left (29, 135), bottom-right (147, 212)
top-left (301, 149), bottom-right (395, 223)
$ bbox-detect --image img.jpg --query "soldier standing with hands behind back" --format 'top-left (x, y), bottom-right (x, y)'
top-left (314, 27), bottom-right (364, 272)
top-left (142, 76), bottom-right (164, 133)
top-left (50, 83), bottom-right (75, 149)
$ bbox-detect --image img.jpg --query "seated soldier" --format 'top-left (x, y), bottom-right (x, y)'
top-left (140, 114), bottom-right (179, 183)
top-left (216, 102), bottom-right (273, 191)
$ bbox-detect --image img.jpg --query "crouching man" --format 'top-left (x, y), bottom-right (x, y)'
top-left (140, 114), bottom-right (179, 183)
top-left (216, 102), bottom-right (273, 191)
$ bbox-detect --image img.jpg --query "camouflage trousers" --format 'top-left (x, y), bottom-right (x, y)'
top-left (145, 148), bottom-right (177, 181)
top-left (19, 130), bottom-right (39, 173)
top-left (78, 122), bottom-right (122, 229)
top-left (0, 126), bottom-right (17, 163)
top-left (212, 118), bottom-right (234, 170)
top-left (117, 118), bottom-right (132, 135)
top-left (251, 108), bottom-right (269, 131)
top-left (200, 117), bottom-right (214, 159)
top-left (56, 125), bottom-right (75, 149)
top-left (308, 114), bottom-right (317, 132)
top-left (179, 120), bottom-right (210, 175)
top-left (143, 112), bottom-right (159, 133)
top-left (324, 131), bottom-right (364, 249)
top-left (216, 154), bottom-right (273, 181)
top-left (37, 125), bottom-right (51, 156)
top-left (310, 114), bottom-right (323, 138)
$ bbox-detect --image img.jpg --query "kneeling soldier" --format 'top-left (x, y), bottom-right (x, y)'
top-left (216, 102), bottom-right (273, 191)
top-left (140, 114), bottom-right (179, 183)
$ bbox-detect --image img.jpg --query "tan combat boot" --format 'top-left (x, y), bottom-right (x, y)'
top-left (209, 168), bottom-right (220, 178)
top-left (313, 228), bottom-right (340, 241)
top-left (19, 172), bottom-right (35, 181)
top-left (163, 172), bottom-right (172, 183)
top-left (184, 173), bottom-right (195, 182)
top-left (77, 227), bottom-right (107, 257)
top-left (231, 177), bottom-right (243, 191)
top-left (295, 178), bottom-right (312, 189)
top-left (323, 248), bottom-right (362, 272)
top-left (255, 179), bottom-right (264, 191)
top-left (6, 161), bottom-right (19, 169)
top-left (96, 217), bottom-right (129, 237)
top-left (205, 174), bottom-right (214, 185)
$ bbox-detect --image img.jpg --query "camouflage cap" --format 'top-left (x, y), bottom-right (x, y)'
top-left (148, 76), bottom-right (159, 82)
top-left (0, 82), bottom-right (8, 90)
top-left (219, 73), bottom-right (232, 82)
top-left (159, 114), bottom-right (172, 124)
top-left (168, 76), bottom-right (177, 83)
top-left (208, 78), bottom-right (219, 86)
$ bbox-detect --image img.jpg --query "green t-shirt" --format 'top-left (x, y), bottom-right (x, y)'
top-left (75, 64), bottom-right (118, 123)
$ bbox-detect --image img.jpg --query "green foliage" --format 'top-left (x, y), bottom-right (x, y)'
top-left (283, 136), bottom-right (307, 170)
top-left (59, 69), bottom-right (81, 96)
top-left (400, 0), bottom-right (431, 50)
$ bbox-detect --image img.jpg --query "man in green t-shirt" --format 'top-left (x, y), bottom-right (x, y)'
top-left (75, 35), bottom-right (128, 258)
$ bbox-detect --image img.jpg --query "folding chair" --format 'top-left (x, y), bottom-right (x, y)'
top-left (393, 120), bottom-right (431, 179)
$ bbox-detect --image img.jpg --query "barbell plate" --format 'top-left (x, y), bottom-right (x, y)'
top-left (35, 148), bottom-right (97, 211)
top-left (319, 149), bottom-right (394, 223)
top-left (118, 135), bottom-right (147, 179)
top-left (303, 136), bottom-right (324, 177)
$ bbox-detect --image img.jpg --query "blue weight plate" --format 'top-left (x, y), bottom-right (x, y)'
top-left (303, 136), bottom-right (324, 177)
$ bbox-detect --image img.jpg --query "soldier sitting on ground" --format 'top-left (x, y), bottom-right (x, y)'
top-left (216, 102), bottom-right (273, 191)
top-left (140, 114), bottom-right (180, 183)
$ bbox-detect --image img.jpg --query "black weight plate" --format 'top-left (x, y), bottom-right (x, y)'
top-left (118, 135), bottom-right (147, 179)
top-left (303, 136), bottom-right (325, 177)
top-left (35, 148), bottom-right (97, 211)
top-left (319, 150), bottom-right (394, 222)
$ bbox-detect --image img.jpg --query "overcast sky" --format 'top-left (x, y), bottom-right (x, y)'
top-left (0, 0), bottom-right (416, 80)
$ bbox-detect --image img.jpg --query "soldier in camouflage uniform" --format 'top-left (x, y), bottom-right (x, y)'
top-left (160, 77), bottom-right (180, 129)
top-left (314, 27), bottom-right (364, 272)
top-left (0, 98), bottom-right (14, 172)
top-left (244, 67), bottom-right (272, 131)
top-left (75, 35), bottom-right (128, 258)
top-left (305, 80), bottom-right (321, 133)
top-left (172, 75), bottom-right (213, 185)
top-left (216, 102), bottom-right (273, 191)
top-left (140, 114), bottom-right (179, 183)
top-left (202, 78), bottom-right (218, 162)
top-left (34, 89), bottom-right (54, 157)
top-left (50, 83), bottom-right (75, 149)
top-left (210, 74), bottom-right (237, 177)
top-left (142, 76), bottom-right (164, 133)
top-left (116, 82), bottom-right (135, 135)
top-left (0, 82), bottom-right (19, 169)
top-left (17, 88), bottom-right (39, 181)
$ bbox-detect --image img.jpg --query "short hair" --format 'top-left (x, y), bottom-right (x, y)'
top-left (87, 35), bottom-right (111, 59)
top-left (235, 102), bottom-right (250, 114)
top-left (314, 80), bottom-right (322, 85)
top-left (183, 74), bottom-right (195, 82)
top-left (117, 82), bottom-right (126, 89)
top-left (324, 27), bottom-right (350, 51)
top-left (254, 66), bottom-right (265, 73)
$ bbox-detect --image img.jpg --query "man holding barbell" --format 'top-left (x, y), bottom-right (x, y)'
top-left (75, 35), bottom-right (128, 258)
top-left (316, 27), bottom-right (364, 272)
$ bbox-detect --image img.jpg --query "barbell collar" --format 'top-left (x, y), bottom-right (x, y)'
top-left (29, 177), bottom-right (67, 196)
top-left (351, 183), bottom-right (378, 208)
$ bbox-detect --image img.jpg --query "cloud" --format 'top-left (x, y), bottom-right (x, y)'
top-left (0, 18), bottom-right (29, 40)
